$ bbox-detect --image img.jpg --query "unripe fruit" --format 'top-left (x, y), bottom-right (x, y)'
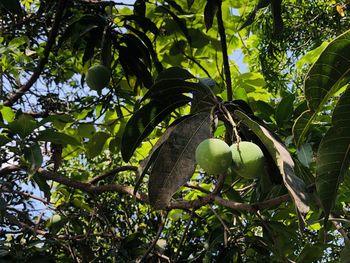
top-left (86, 64), bottom-right (111, 91)
top-left (230, 141), bottom-right (264, 179)
top-left (195, 138), bottom-right (232, 175)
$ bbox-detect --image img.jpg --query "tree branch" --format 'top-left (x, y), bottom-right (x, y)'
top-left (216, 0), bottom-right (233, 101)
top-left (3, 0), bottom-right (67, 106)
top-left (0, 165), bottom-right (21, 176)
top-left (214, 194), bottom-right (290, 212)
top-left (88, 165), bottom-right (138, 184)
top-left (1, 166), bottom-right (290, 212)
top-left (37, 168), bottom-right (148, 202)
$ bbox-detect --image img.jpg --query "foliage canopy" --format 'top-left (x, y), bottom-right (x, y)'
top-left (1, 0), bottom-right (350, 262)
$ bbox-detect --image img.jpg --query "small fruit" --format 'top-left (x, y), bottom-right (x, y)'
top-left (195, 138), bottom-right (232, 175)
top-left (230, 141), bottom-right (264, 179)
top-left (86, 64), bottom-right (111, 91)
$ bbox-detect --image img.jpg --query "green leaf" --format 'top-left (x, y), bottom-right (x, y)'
top-left (296, 41), bottom-right (328, 70)
top-left (133, 0), bottom-right (145, 17)
top-left (72, 197), bottom-right (93, 212)
top-left (32, 173), bottom-right (51, 200)
top-left (122, 15), bottom-right (159, 35)
top-left (9, 114), bottom-right (37, 138)
top-left (296, 243), bottom-right (326, 263)
top-left (316, 88), bottom-right (350, 219)
top-left (305, 29), bottom-right (350, 112)
top-left (235, 110), bottom-right (309, 214)
top-left (0, 105), bottom-right (15, 122)
top-left (121, 95), bottom-right (191, 162)
top-left (124, 25), bottom-right (163, 73)
top-left (78, 124), bottom-right (95, 138)
top-left (238, 0), bottom-right (271, 31)
top-left (141, 79), bottom-right (212, 102)
top-left (296, 30), bottom-right (350, 146)
top-left (188, 28), bottom-right (210, 48)
top-left (148, 112), bottom-right (212, 209)
top-left (187, 0), bottom-right (194, 9)
top-left (275, 94), bottom-right (295, 126)
top-left (121, 33), bottom-right (152, 68)
top-left (24, 144), bottom-right (43, 170)
top-left (296, 143), bottom-right (313, 168)
top-left (36, 130), bottom-right (80, 145)
top-left (40, 114), bottom-right (74, 127)
top-left (118, 45), bottom-right (153, 89)
top-left (292, 110), bottom-right (313, 147)
top-left (0, 134), bottom-right (10, 146)
top-left (156, 66), bottom-right (195, 81)
top-left (135, 122), bottom-right (179, 194)
top-left (204, 0), bottom-right (218, 31)
top-left (251, 100), bottom-right (275, 123)
top-left (86, 132), bottom-right (110, 159)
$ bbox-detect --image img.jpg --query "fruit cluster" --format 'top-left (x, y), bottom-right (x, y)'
top-left (195, 138), bottom-right (265, 179)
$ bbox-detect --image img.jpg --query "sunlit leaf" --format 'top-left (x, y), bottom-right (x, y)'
top-left (296, 41), bottom-right (328, 70)
top-left (0, 105), bottom-right (15, 122)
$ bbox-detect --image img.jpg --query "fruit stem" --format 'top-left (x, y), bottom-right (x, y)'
top-left (220, 104), bottom-right (241, 145)
top-left (100, 22), bottom-right (110, 67)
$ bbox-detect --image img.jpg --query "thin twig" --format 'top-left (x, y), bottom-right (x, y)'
top-left (88, 165), bottom-right (138, 184)
top-left (209, 205), bottom-right (230, 246)
top-left (220, 104), bottom-right (241, 143)
top-left (213, 194), bottom-right (290, 212)
top-left (4, 0), bottom-right (67, 106)
top-left (184, 183), bottom-right (211, 194)
top-left (173, 210), bottom-right (195, 262)
top-left (137, 212), bottom-right (168, 262)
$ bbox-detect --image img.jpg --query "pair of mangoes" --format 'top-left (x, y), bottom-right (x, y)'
top-left (195, 139), bottom-right (264, 179)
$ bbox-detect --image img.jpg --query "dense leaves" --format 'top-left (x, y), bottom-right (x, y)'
top-left (0, 0), bottom-right (349, 262)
